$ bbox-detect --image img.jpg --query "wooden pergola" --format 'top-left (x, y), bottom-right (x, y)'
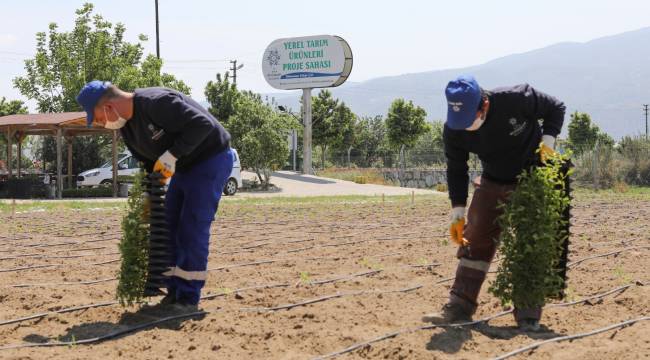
top-left (0, 112), bottom-right (120, 198)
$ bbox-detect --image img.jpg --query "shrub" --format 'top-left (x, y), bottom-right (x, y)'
top-left (116, 170), bottom-right (149, 306)
top-left (62, 186), bottom-right (113, 198)
top-left (489, 153), bottom-right (571, 309)
top-left (435, 183), bottom-right (448, 192)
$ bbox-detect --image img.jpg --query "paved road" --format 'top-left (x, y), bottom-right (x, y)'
top-left (239, 171), bottom-right (440, 197)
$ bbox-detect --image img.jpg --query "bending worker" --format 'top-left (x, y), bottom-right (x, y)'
top-left (77, 81), bottom-right (233, 311)
top-left (423, 75), bottom-right (566, 331)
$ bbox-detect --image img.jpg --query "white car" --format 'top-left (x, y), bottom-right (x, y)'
top-left (77, 149), bottom-right (243, 196)
top-left (77, 153), bottom-right (139, 187)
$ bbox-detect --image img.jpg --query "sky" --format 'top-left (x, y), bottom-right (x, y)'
top-left (2, 0), bottom-right (650, 111)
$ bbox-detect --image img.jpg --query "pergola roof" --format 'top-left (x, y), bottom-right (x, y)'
top-left (1, 112), bottom-right (120, 198)
top-left (0, 112), bottom-right (110, 135)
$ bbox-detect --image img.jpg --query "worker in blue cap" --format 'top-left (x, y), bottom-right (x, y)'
top-left (77, 81), bottom-right (233, 311)
top-left (422, 75), bottom-right (567, 331)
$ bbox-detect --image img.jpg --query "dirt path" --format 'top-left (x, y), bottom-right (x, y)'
top-left (0, 192), bottom-right (648, 359)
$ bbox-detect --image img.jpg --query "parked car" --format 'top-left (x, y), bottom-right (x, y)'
top-left (77, 153), bottom-right (138, 187)
top-left (77, 149), bottom-right (242, 196)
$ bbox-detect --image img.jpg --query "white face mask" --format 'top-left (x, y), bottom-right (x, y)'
top-left (466, 112), bottom-right (486, 131)
top-left (103, 107), bottom-right (127, 130)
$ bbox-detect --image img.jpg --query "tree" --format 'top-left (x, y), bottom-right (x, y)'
top-left (386, 98), bottom-right (430, 167)
top-left (227, 93), bottom-right (300, 188)
top-left (0, 97), bottom-right (28, 117)
top-left (12, 3), bottom-right (190, 176)
top-left (328, 102), bottom-right (357, 167)
top-left (0, 98), bottom-right (29, 169)
top-left (311, 90), bottom-right (340, 168)
top-left (204, 72), bottom-right (240, 126)
top-left (410, 120), bottom-right (445, 166)
top-left (567, 111), bottom-right (612, 156)
top-left (353, 115), bottom-right (390, 167)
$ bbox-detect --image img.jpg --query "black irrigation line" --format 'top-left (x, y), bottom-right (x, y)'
top-left (492, 317), bottom-right (650, 360)
top-left (0, 264), bottom-right (62, 273)
top-left (242, 285), bottom-right (423, 312)
top-left (0, 258), bottom-right (120, 273)
top-left (567, 245), bottom-right (650, 268)
top-left (0, 310), bottom-right (209, 350)
top-left (0, 301), bottom-right (118, 326)
top-left (0, 268), bottom-right (386, 327)
top-left (312, 283), bottom-right (636, 360)
top-left (7, 277), bottom-right (118, 289)
top-left (431, 246), bottom-right (650, 286)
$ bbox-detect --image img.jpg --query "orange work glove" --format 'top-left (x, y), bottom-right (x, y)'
top-left (449, 207), bottom-right (468, 246)
top-left (539, 135), bottom-right (556, 163)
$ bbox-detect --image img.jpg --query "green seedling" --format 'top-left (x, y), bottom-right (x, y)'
top-left (489, 152), bottom-right (571, 310)
top-left (299, 271), bottom-right (311, 284)
top-left (613, 266), bottom-right (632, 284)
top-left (116, 170), bottom-right (150, 307)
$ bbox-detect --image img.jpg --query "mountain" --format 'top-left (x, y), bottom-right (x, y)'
top-left (270, 27), bottom-right (650, 139)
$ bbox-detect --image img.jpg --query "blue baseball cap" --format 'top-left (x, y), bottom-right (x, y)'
top-left (76, 80), bottom-right (111, 127)
top-left (445, 75), bottom-right (481, 130)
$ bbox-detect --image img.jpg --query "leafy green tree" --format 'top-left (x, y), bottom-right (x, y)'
top-left (386, 99), bottom-right (430, 167)
top-left (12, 3), bottom-right (190, 175)
top-left (410, 120), bottom-right (445, 166)
top-left (0, 98), bottom-right (29, 169)
top-left (228, 93), bottom-right (299, 188)
top-left (567, 111), bottom-right (612, 156)
top-left (346, 115), bottom-right (388, 167)
top-left (0, 97), bottom-right (28, 117)
top-left (204, 72), bottom-right (240, 126)
top-left (328, 102), bottom-right (357, 167)
top-left (311, 90), bottom-right (340, 168)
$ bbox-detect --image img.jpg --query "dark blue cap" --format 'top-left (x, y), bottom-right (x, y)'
top-left (76, 80), bottom-right (110, 127)
top-left (445, 75), bottom-right (481, 130)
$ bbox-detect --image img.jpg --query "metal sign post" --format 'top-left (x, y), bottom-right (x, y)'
top-left (302, 88), bottom-right (312, 174)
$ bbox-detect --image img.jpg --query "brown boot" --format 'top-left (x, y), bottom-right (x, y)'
top-left (422, 303), bottom-right (472, 324)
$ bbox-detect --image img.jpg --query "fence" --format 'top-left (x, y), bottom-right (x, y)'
top-left (322, 137), bottom-right (650, 190)
top-left (573, 137), bottom-right (650, 189)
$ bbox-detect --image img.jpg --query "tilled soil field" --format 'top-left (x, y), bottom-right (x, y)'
top-left (0, 192), bottom-right (648, 359)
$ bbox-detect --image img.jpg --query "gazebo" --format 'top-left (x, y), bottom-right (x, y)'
top-left (0, 112), bottom-right (121, 198)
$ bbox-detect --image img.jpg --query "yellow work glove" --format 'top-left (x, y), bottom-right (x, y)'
top-left (539, 135), bottom-right (556, 163)
top-left (153, 150), bottom-right (177, 180)
top-left (449, 207), bottom-right (468, 246)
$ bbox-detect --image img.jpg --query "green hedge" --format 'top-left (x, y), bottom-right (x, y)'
top-left (62, 187), bottom-right (113, 198)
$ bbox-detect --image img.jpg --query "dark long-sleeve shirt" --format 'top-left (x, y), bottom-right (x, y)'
top-left (444, 84), bottom-right (566, 206)
top-left (120, 87), bottom-right (231, 173)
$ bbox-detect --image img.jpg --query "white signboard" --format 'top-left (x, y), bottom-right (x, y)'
top-left (262, 35), bottom-right (353, 90)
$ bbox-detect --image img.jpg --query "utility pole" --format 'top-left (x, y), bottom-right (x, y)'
top-left (155, 0), bottom-right (160, 58)
top-left (643, 104), bottom-right (648, 139)
top-left (230, 60), bottom-right (244, 85)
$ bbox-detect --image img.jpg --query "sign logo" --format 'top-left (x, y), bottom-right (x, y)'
top-left (266, 49), bottom-right (281, 67)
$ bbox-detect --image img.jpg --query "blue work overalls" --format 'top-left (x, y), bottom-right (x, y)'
top-left (164, 148), bottom-right (234, 304)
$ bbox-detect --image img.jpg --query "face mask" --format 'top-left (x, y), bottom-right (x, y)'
top-left (466, 113), bottom-right (485, 131)
top-left (103, 107), bottom-right (127, 130)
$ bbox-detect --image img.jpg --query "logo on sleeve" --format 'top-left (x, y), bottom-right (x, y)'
top-left (148, 123), bottom-right (165, 141)
top-left (509, 118), bottom-right (526, 136)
